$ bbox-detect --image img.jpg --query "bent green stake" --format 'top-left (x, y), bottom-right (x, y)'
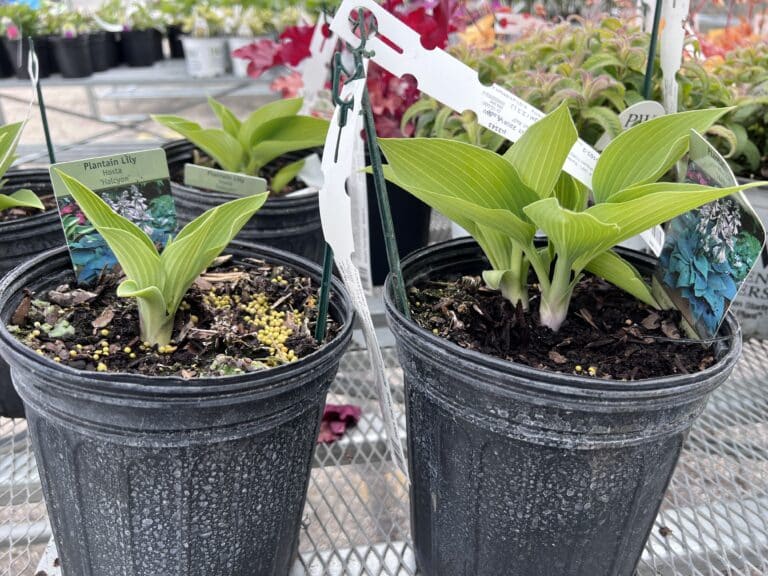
top-left (643, 0), bottom-right (663, 100)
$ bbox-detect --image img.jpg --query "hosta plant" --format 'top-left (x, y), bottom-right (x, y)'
top-left (55, 170), bottom-right (268, 345)
top-left (153, 97), bottom-right (328, 193)
top-left (0, 122), bottom-right (44, 213)
top-left (380, 105), bottom-right (762, 331)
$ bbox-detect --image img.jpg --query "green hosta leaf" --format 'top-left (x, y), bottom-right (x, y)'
top-left (523, 197), bottom-right (620, 271)
top-left (160, 192), bottom-right (268, 313)
top-left (271, 157), bottom-right (305, 194)
top-left (238, 97), bottom-right (303, 148)
top-left (117, 281), bottom-right (171, 345)
top-left (0, 121), bottom-right (24, 180)
top-left (153, 114), bottom-right (245, 173)
top-left (553, 172), bottom-right (588, 212)
top-left (0, 188), bottom-right (44, 211)
top-left (379, 138), bottom-right (538, 219)
top-left (502, 103), bottom-right (578, 199)
top-left (584, 250), bottom-right (658, 308)
top-left (592, 108), bottom-right (732, 203)
top-left (248, 116), bottom-right (329, 173)
top-left (587, 180), bottom-right (766, 249)
top-left (208, 97), bottom-right (241, 139)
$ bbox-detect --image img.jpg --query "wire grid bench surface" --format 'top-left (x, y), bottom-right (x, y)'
top-left (0, 339), bottom-right (766, 576)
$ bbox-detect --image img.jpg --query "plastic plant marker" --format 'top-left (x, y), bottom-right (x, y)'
top-left (317, 34), bottom-right (409, 480)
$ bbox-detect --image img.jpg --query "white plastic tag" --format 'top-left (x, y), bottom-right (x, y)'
top-left (299, 22), bottom-right (337, 115)
top-left (594, 100), bottom-right (666, 150)
top-left (660, 0), bottom-right (690, 114)
top-left (319, 66), bottom-right (409, 480)
top-left (330, 0), bottom-right (599, 189)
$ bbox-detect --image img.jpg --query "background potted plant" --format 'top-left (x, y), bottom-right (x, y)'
top-left (49, 7), bottom-right (95, 79)
top-left (119, 0), bottom-right (164, 67)
top-left (379, 106), bottom-right (760, 575)
top-left (0, 171), bottom-right (353, 575)
top-left (158, 0), bottom-right (194, 59)
top-left (0, 121), bottom-right (65, 418)
top-left (155, 96), bottom-right (329, 262)
top-left (180, 2), bottom-right (229, 78)
top-left (0, 2), bottom-right (55, 79)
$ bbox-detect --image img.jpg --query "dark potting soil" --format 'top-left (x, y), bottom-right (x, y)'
top-left (409, 274), bottom-right (717, 381)
top-left (170, 149), bottom-right (307, 196)
top-left (0, 194), bottom-right (57, 222)
top-left (8, 257), bottom-right (338, 377)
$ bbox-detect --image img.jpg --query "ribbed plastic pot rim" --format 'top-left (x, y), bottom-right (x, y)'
top-left (0, 243), bottom-right (354, 397)
top-left (384, 238), bottom-right (742, 397)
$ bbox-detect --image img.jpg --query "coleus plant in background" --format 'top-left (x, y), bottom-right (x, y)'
top-left (55, 171), bottom-right (268, 345)
top-left (153, 97), bottom-right (328, 193)
top-left (233, 0), bottom-right (456, 137)
top-left (379, 106), bottom-right (763, 331)
top-left (0, 122), bottom-right (44, 212)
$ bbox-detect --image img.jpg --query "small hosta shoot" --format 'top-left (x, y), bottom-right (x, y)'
top-left (153, 97), bottom-right (328, 192)
top-left (380, 105), bottom-right (763, 331)
top-left (55, 170), bottom-right (268, 345)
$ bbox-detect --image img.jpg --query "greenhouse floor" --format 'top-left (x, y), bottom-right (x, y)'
top-left (0, 338), bottom-right (766, 576)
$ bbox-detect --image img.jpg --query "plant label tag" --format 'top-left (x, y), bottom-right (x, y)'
top-left (50, 149), bottom-right (177, 285)
top-left (652, 130), bottom-right (766, 338)
top-left (594, 100), bottom-right (666, 150)
top-left (330, 0), bottom-right (599, 188)
top-left (660, 0), bottom-right (691, 114)
top-left (183, 164), bottom-right (267, 197)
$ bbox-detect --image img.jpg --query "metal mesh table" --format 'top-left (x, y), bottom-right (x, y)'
top-left (3, 340), bottom-right (768, 576)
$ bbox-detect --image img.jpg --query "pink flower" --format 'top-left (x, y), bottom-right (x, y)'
top-left (270, 71), bottom-right (304, 98)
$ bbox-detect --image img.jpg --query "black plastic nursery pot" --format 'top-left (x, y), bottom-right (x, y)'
top-left (88, 31), bottom-right (117, 72)
top-left (121, 29), bottom-right (157, 67)
top-left (51, 35), bottom-right (93, 78)
top-left (366, 166), bottom-right (431, 285)
top-left (385, 238), bottom-right (742, 576)
top-left (0, 169), bottom-right (64, 419)
top-left (0, 242), bottom-right (354, 576)
top-left (167, 24), bottom-right (185, 58)
top-left (2, 36), bottom-right (52, 79)
top-left (0, 42), bottom-right (13, 78)
top-left (164, 140), bottom-right (325, 264)
top-left (152, 28), bottom-right (164, 61)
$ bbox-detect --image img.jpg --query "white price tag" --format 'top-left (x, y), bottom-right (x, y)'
top-left (330, 0), bottom-right (598, 189)
top-left (594, 100), bottom-right (666, 150)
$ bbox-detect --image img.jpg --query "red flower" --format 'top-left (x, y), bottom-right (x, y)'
top-left (278, 25), bottom-right (314, 66)
top-left (317, 403), bottom-right (362, 443)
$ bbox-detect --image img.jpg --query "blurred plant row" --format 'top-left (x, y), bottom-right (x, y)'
top-left (404, 17), bottom-right (768, 180)
top-left (0, 0), bottom-right (307, 39)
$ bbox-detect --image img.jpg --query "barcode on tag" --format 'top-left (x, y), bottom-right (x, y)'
top-left (641, 225), bottom-right (666, 257)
